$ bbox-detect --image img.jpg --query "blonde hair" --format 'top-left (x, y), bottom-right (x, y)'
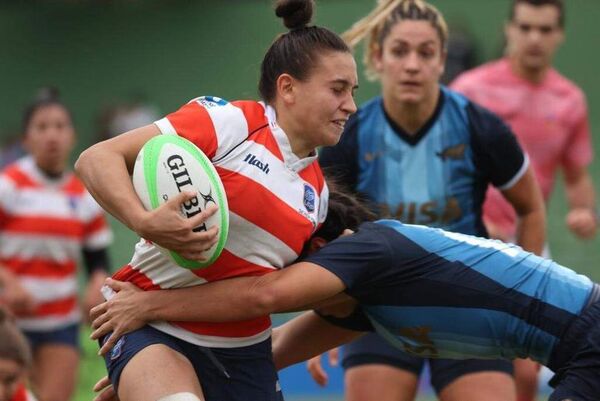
top-left (343, 0), bottom-right (448, 80)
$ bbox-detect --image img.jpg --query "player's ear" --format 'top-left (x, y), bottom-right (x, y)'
top-left (307, 237), bottom-right (328, 254)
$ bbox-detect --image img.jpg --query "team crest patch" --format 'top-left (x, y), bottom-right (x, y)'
top-left (303, 184), bottom-right (315, 213)
top-left (67, 196), bottom-right (78, 211)
top-left (110, 335), bottom-right (126, 361)
top-left (436, 143), bottom-right (466, 161)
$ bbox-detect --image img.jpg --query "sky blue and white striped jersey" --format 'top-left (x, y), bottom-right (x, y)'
top-left (305, 220), bottom-right (596, 365)
top-left (319, 87), bottom-right (528, 236)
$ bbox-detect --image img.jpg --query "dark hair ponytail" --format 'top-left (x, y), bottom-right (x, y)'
top-left (259, 0), bottom-right (351, 103)
top-left (22, 86), bottom-right (72, 133)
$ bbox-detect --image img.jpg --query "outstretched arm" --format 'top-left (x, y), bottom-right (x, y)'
top-left (91, 262), bottom-right (346, 353)
top-left (272, 311), bottom-right (364, 370)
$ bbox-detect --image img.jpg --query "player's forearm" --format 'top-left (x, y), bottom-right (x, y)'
top-left (75, 144), bottom-right (146, 232)
top-left (565, 171), bottom-right (596, 211)
top-left (272, 311), bottom-right (362, 370)
top-left (515, 208), bottom-right (546, 256)
top-left (140, 278), bottom-right (280, 322)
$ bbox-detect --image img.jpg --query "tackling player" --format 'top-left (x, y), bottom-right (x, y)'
top-left (91, 189), bottom-right (600, 401)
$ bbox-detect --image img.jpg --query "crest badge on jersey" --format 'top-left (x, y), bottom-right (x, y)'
top-left (197, 96), bottom-right (228, 109)
top-left (303, 184), bottom-right (315, 213)
top-left (67, 196), bottom-right (78, 212)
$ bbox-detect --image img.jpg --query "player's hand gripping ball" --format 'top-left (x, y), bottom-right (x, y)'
top-left (133, 135), bottom-right (229, 269)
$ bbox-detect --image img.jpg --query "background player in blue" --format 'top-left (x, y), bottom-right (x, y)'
top-left (90, 189), bottom-right (600, 401)
top-left (317, 1), bottom-right (546, 400)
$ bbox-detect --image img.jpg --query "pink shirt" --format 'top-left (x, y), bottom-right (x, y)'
top-left (451, 58), bottom-right (593, 237)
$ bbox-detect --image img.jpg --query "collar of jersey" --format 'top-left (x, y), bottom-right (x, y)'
top-left (21, 155), bottom-right (71, 187)
top-left (263, 103), bottom-right (318, 173)
top-left (381, 88), bottom-right (445, 146)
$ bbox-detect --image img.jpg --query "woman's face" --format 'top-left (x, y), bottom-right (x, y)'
top-left (24, 104), bottom-right (75, 174)
top-left (286, 51), bottom-right (358, 149)
top-left (374, 20), bottom-right (446, 107)
top-left (0, 358), bottom-right (25, 401)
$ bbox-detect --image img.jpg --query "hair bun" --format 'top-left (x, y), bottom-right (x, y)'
top-left (275, 0), bottom-right (314, 30)
top-left (35, 86), bottom-right (60, 102)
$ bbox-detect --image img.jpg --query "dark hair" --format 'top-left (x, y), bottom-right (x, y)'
top-left (258, 0), bottom-right (351, 103)
top-left (0, 308), bottom-right (32, 369)
top-left (313, 183), bottom-right (376, 242)
top-left (510, 0), bottom-right (564, 27)
top-left (22, 87), bottom-right (72, 133)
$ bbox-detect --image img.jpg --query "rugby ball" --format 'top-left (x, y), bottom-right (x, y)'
top-left (132, 134), bottom-right (229, 269)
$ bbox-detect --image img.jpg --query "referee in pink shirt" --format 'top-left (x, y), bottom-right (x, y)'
top-left (452, 1), bottom-right (598, 400)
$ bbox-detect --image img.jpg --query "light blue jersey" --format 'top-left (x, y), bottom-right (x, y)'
top-left (320, 87), bottom-right (527, 236)
top-left (306, 221), bottom-right (597, 365)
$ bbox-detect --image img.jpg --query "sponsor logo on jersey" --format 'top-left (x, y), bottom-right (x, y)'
top-left (303, 184), bottom-right (315, 213)
top-left (197, 96), bottom-right (228, 108)
top-left (436, 143), bottom-right (466, 161)
top-left (398, 326), bottom-right (439, 358)
top-left (378, 197), bottom-right (462, 225)
top-left (243, 153), bottom-right (270, 174)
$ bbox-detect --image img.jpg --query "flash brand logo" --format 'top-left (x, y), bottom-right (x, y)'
top-left (244, 153), bottom-right (270, 174)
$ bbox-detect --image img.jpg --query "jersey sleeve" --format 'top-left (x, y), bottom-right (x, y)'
top-left (304, 223), bottom-right (394, 292)
top-left (154, 96), bottom-right (263, 161)
top-left (562, 94), bottom-right (593, 170)
top-left (318, 114), bottom-right (360, 191)
top-left (81, 192), bottom-right (113, 250)
top-left (467, 102), bottom-right (528, 190)
top-left (314, 306), bottom-right (374, 332)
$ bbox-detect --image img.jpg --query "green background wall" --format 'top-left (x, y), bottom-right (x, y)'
top-left (1, 0), bottom-right (598, 278)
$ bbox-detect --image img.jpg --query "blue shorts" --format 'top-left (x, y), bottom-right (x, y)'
top-left (22, 323), bottom-right (80, 350)
top-left (101, 325), bottom-right (283, 401)
top-left (548, 299), bottom-right (600, 401)
top-left (342, 332), bottom-right (513, 393)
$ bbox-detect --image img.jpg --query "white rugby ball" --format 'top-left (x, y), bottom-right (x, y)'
top-left (132, 134), bottom-right (229, 269)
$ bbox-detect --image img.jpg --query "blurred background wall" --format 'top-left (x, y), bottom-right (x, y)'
top-left (1, 1), bottom-right (598, 399)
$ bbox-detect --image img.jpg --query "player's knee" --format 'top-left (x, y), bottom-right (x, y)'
top-left (157, 392), bottom-right (202, 401)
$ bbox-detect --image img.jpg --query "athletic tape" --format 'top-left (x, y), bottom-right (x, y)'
top-left (157, 392), bottom-right (202, 401)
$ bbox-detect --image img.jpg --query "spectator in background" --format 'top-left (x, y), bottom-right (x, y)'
top-left (451, 0), bottom-right (597, 400)
top-left (0, 307), bottom-right (37, 401)
top-left (440, 22), bottom-right (479, 85)
top-left (95, 92), bottom-right (160, 143)
top-left (0, 88), bottom-right (113, 401)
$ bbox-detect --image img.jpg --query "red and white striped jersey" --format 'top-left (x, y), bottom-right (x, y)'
top-left (112, 96), bottom-right (328, 347)
top-left (10, 383), bottom-right (37, 401)
top-left (0, 156), bottom-right (113, 331)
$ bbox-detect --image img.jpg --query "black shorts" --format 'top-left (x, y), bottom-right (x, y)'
top-left (101, 325), bottom-right (283, 401)
top-left (22, 323), bottom-right (80, 350)
top-left (342, 332), bottom-right (513, 394)
top-left (548, 299), bottom-right (600, 401)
